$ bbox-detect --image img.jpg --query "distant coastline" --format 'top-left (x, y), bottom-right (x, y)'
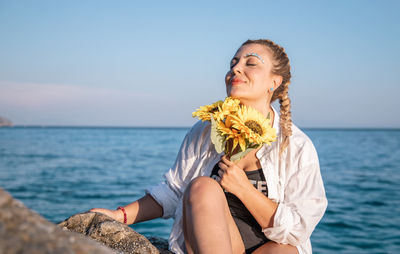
top-left (0, 117), bottom-right (13, 127)
top-left (5, 125), bottom-right (191, 130)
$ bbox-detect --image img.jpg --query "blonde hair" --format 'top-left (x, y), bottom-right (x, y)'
top-left (242, 39), bottom-right (293, 155)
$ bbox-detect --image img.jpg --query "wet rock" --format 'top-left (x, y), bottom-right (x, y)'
top-left (147, 236), bottom-right (170, 253)
top-left (58, 212), bottom-right (173, 254)
top-left (0, 188), bottom-right (115, 254)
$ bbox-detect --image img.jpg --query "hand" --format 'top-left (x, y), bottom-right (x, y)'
top-left (90, 208), bottom-right (124, 223)
top-left (217, 155), bottom-right (252, 197)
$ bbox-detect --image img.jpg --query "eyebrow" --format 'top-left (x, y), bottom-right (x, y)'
top-left (244, 52), bottom-right (265, 63)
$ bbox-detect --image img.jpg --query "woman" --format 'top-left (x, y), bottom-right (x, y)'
top-left (91, 39), bottom-right (328, 254)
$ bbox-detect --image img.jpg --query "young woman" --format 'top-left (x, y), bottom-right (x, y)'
top-left (91, 39), bottom-right (327, 254)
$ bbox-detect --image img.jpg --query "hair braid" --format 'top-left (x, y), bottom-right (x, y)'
top-left (242, 39), bottom-right (293, 155)
top-left (277, 82), bottom-right (292, 155)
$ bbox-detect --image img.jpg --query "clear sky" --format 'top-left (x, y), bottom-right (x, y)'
top-left (0, 0), bottom-right (399, 128)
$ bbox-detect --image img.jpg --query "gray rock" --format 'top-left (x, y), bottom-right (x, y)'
top-left (0, 187), bottom-right (116, 254)
top-left (58, 212), bottom-right (172, 254)
top-left (0, 187), bottom-right (172, 254)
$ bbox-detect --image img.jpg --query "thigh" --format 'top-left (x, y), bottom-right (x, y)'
top-left (251, 241), bottom-right (299, 254)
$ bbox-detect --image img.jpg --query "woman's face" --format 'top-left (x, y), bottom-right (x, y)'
top-left (225, 43), bottom-right (279, 104)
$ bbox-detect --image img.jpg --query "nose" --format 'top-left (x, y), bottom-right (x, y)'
top-left (231, 61), bottom-right (242, 75)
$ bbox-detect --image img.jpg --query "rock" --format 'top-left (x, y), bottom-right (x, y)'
top-left (147, 237), bottom-right (170, 253)
top-left (58, 212), bottom-right (172, 254)
top-left (0, 187), bottom-right (172, 254)
top-left (0, 116), bottom-right (13, 127)
top-left (0, 187), bottom-right (116, 254)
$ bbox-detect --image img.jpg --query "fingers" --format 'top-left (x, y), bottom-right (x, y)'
top-left (218, 161), bottom-right (228, 171)
top-left (90, 208), bottom-right (110, 215)
top-left (221, 155), bottom-right (233, 165)
top-left (218, 169), bottom-right (224, 178)
top-left (90, 208), bottom-right (106, 212)
top-left (218, 155), bottom-right (234, 172)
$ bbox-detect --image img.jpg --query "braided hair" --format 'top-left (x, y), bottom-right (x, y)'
top-left (242, 39), bottom-right (292, 155)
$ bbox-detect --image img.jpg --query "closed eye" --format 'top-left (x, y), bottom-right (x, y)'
top-left (246, 61), bottom-right (257, 66)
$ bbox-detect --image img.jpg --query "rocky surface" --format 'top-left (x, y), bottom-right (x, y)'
top-left (0, 116), bottom-right (13, 127)
top-left (0, 187), bottom-right (172, 254)
top-left (58, 212), bottom-right (172, 254)
top-left (0, 188), bottom-right (115, 254)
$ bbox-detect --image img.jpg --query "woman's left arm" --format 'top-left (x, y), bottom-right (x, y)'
top-left (218, 141), bottom-right (328, 246)
top-left (261, 157), bottom-right (328, 246)
top-left (218, 156), bottom-right (279, 228)
top-left (266, 140), bottom-right (327, 246)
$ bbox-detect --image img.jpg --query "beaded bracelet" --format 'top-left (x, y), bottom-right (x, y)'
top-left (117, 206), bottom-right (127, 224)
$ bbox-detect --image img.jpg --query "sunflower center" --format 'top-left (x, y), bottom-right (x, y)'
top-left (245, 120), bottom-right (263, 135)
top-left (210, 106), bottom-right (219, 113)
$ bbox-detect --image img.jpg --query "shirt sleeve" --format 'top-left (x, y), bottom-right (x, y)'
top-left (262, 139), bottom-right (328, 246)
top-left (145, 121), bottom-right (208, 219)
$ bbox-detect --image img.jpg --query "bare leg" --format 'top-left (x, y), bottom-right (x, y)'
top-left (252, 241), bottom-right (299, 254)
top-left (183, 176), bottom-right (245, 254)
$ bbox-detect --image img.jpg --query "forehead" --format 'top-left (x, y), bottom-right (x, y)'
top-left (234, 43), bottom-right (271, 59)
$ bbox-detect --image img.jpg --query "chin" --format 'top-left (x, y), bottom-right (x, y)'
top-left (228, 89), bottom-right (247, 100)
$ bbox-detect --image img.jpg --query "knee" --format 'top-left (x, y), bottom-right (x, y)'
top-left (252, 241), bottom-right (299, 254)
top-left (183, 176), bottom-right (224, 207)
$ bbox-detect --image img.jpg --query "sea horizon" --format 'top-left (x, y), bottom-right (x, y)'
top-left (1, 125), bottom-right (400, 131)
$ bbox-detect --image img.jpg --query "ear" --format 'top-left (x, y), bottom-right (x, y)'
top-left (272, 75), bottom-right (283, 90)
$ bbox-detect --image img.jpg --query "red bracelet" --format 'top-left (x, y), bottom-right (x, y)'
top-left (117, 206), bottom-right (127, 224)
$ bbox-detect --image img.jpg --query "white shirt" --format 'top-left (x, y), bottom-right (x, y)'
top-left (146, 107), bottom-right (328, 254)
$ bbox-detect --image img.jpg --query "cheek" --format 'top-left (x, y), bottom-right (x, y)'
top-left (255, 72), bottom-right (273, 87)
top-left (225, 71), bottom-right (232, 85)
top-left (225, 72), bottom-right (232, 95)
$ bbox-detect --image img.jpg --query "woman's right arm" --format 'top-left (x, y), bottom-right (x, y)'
top-left (92, 121), bottom-right (208, 223)
top-left (90, 194), bottom-right (163, 224)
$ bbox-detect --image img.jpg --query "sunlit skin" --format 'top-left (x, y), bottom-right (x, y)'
top-left (225, 43), bottom-right (282, 119)
top-left (91, 43), bottom-right (298, 254)
top-left (183, 44), bottom-right (298, 253)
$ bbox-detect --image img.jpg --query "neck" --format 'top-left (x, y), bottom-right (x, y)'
top-left (239, 98), bottom-right (275, 127)
top-left (239, 98), bottom-right (272, 118)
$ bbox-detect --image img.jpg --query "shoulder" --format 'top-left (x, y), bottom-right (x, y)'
top-left (289, 124), bottom-right (314, 149)
top-left (287, 123), bottom-right (319, 167)
top-left (187, 120), bottom-right (211, 140)
top-left (184, 120), bottom-right (212, 152)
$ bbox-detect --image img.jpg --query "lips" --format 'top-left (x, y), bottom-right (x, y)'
top-left (231, 78), bottom-right (244, 85)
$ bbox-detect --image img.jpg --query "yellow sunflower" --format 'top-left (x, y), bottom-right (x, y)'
top-left (205, 97), bottom-right (241, 122)
top-left (192, 100), bottom-right (223, 122)
top-left (217, 115), bottom-right (247, 153)
top-left (220, 97), bottom-right (241, 116)
top-left (231, 105), bottom-right (277, 146)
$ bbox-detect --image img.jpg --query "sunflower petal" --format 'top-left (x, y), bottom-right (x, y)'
top-left (239, 137), bottom-right (246, 152)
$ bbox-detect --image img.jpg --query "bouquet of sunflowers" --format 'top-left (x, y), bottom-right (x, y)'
top-left (192, 97), bottom-right (277, 162)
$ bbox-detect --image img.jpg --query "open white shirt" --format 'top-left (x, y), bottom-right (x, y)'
top-left (146, 107), bottom-right (328, 254)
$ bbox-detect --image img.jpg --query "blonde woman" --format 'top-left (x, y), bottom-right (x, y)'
top-left (92, 39), bottom-right (327, 254)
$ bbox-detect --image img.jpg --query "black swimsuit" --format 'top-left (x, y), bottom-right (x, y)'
top-left (210, 164), bottom-right (270, 253)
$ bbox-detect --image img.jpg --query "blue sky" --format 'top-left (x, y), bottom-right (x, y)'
top-left (0, 0), bottom-right (399, 127)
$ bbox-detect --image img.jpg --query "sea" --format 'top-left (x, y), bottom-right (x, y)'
top-left (0, 127), bottom-right (399, 254)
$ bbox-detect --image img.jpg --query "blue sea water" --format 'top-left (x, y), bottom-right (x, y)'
top-left (0, 127), bottom-right (399, 253)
